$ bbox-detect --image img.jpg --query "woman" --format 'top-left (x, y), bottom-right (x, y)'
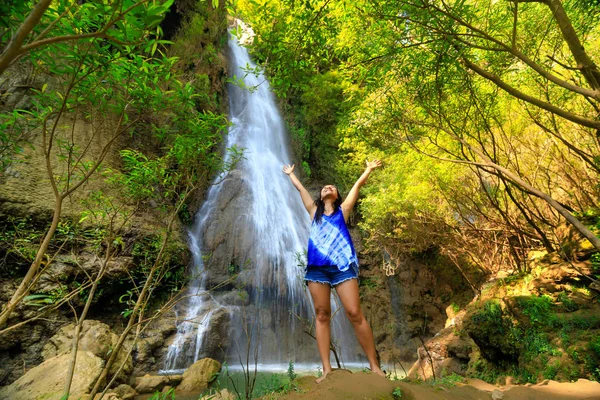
top-left (282, 160), bottom-right (385, 383)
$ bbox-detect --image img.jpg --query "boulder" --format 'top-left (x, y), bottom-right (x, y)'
top-left (113, 383), bottom-right (137, 400)
top-left (462, 300), bottom-right (520, 363)
top-left (42, 320), bottom-right (133, 382)
top-left (0, 351), bottom-right (103, 400)
top-left (177, 358), bottom-right (221, 392)
top-left (134, 374), bottom-right (183, 394)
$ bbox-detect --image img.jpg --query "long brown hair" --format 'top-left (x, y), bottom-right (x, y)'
top-left (313, 186), bottom-right (343, 224)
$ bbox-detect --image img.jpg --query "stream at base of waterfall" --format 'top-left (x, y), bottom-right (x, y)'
top-left (160, 29), bottom-right (365, 374)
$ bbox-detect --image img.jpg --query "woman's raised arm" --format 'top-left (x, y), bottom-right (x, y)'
top-left (341, 160), bottom-right (382, 221)
top-left (283, 164), bottom-right (317, 217)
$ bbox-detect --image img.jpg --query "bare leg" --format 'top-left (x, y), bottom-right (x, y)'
top-left (308, 281), bottom-right (333, 383)
top-left (335, 279), bottom-right (385, 377)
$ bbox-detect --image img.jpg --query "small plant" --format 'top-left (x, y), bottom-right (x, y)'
top-left (591, 253), bottom-right (600, 273)
top-left (392, 386), bottom-right (403, 399)
top-left (451, 303), bottom-right (461, 313)
top-left (557, 291), bottom-right (579, 312)
top-left (287, 360), bottom-right (297, 381)
top-left (360, 277), bottom-right (379, 290)
top-left (543, 361), bottom-right (561, 380)
top-left (149, 387), bottom-right (176, 400)
top-left (434, 372), bottom-right (465, 386)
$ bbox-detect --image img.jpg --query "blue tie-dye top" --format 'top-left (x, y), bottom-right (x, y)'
top-left (307, 206), bottom-right (358, 271)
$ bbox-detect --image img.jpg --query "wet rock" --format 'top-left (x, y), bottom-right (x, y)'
top-left (200, 170), bottom-right (256, 288)
top-left (177, 358), bottom-right (221, 392)
top-left (0, 351), bottom-right (103, 400)
top-left (132, 309), bottom-right (177, 375)
top-left (200, 308), bottom-right (232, 362)
top-left (42, 320), bottom-right (133, 382)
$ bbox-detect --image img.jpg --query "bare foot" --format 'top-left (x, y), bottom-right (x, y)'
top-left (316, 369), bottom-right (331, 384)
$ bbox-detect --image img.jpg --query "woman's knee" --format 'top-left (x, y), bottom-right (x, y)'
top-left (315, 307), bottom-right (331, 323)
top-left (345, 307), bottom-right (363, 324)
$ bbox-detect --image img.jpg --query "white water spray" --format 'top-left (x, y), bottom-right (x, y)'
top-left (162, 32), bottom-right (363, 373)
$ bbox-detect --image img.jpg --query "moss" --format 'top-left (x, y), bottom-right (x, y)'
top-left (466, 300), bottom-right (521, 363)
top-left (465, 294), bottom-right (600, 383)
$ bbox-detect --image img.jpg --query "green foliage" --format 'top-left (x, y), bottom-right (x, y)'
top-left (467, 296), bottom-right (600, 383)
top-left (131, 233), bottom-right (188, 291)
top-left (433, 372), bottom-right (466, 386)
top-left (1, 0), bottom-right (177, 172)
top-left (212, 370), bottom-right (297, 398)
top-left (0, 216), bottom-right (105, 276)
top-left (149, 387), bottom-right (176, 400)
top-left (592, 253), bottom-right (600, 280)
top-left (517, 295), bottom-right (553, 325)
top-left (287, 360), bottom-right (297, 381)
top-left (392, 386), bottom-right (403, 399)
top-left (359, 277), bottom-right (380, 291)
top-left (557, 291), bottom-right (580, 312)
top-left (235, 0), bottom-right (600, 290)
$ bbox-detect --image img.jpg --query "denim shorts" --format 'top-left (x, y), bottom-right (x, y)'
top-left (304, 262), bottom-right (359, 287)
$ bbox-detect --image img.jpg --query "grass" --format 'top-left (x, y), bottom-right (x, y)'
top-left (205, 371), bottom-right (298, 399)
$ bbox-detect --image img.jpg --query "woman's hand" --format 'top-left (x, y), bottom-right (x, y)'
top-left (282, 164), bottom-right (295, 175)
top-left (366, 159), bottom-right (382, 171)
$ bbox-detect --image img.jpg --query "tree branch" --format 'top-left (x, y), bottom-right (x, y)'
top-left (462, 57), bottom-right (600, 129)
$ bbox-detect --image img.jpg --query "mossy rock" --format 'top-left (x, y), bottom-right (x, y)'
top-left (463, 300), bottom-right (521, 363)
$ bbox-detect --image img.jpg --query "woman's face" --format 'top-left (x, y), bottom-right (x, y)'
top-left (321, 185), bottom-right (338, 200)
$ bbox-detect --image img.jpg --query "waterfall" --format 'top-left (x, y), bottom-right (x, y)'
top-left (162, 32), bottom-right (363, 373)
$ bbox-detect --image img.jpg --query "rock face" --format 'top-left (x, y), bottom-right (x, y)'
top-left (177, 358), bottom-right (221, 392)
top-left (200, 169), bottom-right (254, 288)
top-left (0, 351), bottom-right (103, 400)
top-left (361, 251), bottom-right (472, 364)
top-left (0, 307), bottom-right (68, 385)
top-left (42, 320), bottom-right (133, 382)
top-left (132, 309), bottom-right (178, 376)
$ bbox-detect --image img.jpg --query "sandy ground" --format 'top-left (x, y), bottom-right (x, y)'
top-left (267, 369), bottom-right (600, 400)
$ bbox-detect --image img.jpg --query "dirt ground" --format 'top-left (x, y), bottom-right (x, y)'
top-left (267, 369), bottom-right (600, 400)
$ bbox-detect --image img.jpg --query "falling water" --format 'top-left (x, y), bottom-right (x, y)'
top-left (162, 31), bottom-right (363, 373)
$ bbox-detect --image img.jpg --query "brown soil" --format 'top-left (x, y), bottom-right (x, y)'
top-left (265, 370), bottom-right (600, 400)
